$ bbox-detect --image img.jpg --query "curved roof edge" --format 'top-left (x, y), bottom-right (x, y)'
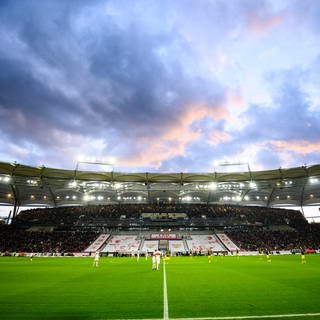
top-left (1, 161), bottom-right (320, 182)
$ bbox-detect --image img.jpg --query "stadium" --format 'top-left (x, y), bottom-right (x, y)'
top-left (1, 161), bottom-right (320, 319)
top-left (1, 1), bottom-right (320, 319)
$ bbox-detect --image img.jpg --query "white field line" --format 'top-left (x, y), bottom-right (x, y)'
top-left (170, 313), bottom-right (320, 319)
top-left (111, 312), bottom-right (320, 320)
top-left (163, 259), bottom-right (169, 320)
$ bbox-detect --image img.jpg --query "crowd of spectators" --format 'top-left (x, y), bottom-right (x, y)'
top-left (0, 204), bottom-right (318, 253)
top-left (12, 204), bottom-right (308, 229)
top-left (227, 225), bottom-right (320, 251)
top-left (0, 226), bottom-right (97, 253)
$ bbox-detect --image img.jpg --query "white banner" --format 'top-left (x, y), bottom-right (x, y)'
top-left (150, 233), bottom-right (178, 240)
top-left (84, 234), bottom-right (110, 252)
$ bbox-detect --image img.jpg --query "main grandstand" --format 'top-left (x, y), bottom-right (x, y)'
top-left (0, 161), bottom-right (319, 255)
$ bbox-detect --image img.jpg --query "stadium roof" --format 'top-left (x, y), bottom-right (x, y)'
top-left (0, 161), bottom-right (320, 210)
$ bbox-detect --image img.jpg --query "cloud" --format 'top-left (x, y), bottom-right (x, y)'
top-left (269, 140), bottom-right (320, 155)
top-left (207, 131), bottom-right (232, 146)
top-left (0, 0), bottom-right (319, 173)
top-left (118, 102), bottom-right (229, 169)
top-left (247, 11), bottom-right (285, 35)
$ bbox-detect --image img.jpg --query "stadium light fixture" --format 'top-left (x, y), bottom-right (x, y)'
top-left (209, 182), bottom-right (217, 190)
top-left (249, 181), bottom-right (257, 189)
top-left (69, 180), bottom-right (78, 188)
top-left (75, 159), bottom-right (114, 172)
top-left (83, 194), bottom-right (90, 201)
top-left (0, 176), bottom-right (10, 183)
top-left (27, 179), bottom-right (37, 185)
top-left (114, 182), bottom-right (122, 190)
top-left (213, 161), bottom-right (251, 173)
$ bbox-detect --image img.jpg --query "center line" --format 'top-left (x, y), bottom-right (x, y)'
top-left (163, 258), bottom-right (169, 320)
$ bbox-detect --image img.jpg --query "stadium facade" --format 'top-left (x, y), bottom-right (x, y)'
top-left (0, 161), bottom-right (319, 220)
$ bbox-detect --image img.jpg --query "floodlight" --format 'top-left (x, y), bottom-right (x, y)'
top-left (209, 182), bottom-right (217, 190)
top-left (69, 181), bottom-right (77, 188)
top-left (83, 194), bottom-right (89, 201)
top-left (3, 176), bottom-right (10, 183)
top-left (114, 183), bottom-right (121, 190)
top-left (249, 181), bottom-right (257, 189)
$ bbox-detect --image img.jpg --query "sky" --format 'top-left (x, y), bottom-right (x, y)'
top-left (0, 0), bottom-right (320, 173)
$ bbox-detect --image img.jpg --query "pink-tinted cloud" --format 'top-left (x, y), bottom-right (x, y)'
top-left (227, 90), bottom-right (246, 108)
top-left (119, 102), bottom-right (230, 168)
top-left (247, 11), bottom-right (285, 35)
top-left (207, 130), bottom-right (232, 146)
top-left (269, 140), bottom-right (320, 155)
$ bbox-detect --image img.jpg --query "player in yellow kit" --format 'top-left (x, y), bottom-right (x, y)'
top-left (301, 248), bottom-right (306, 264)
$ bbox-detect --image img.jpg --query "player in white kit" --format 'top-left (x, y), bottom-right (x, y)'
top-left (93, 251), bottom-right (100, 267)
top-left (152, 250), bottom-right (162, 270)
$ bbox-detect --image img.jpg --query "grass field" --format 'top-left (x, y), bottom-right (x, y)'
top-left (0, 254), bottom-right (320, 320)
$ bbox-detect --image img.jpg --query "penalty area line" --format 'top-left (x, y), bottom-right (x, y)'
top-left (170, 312), bottom-right (320, 320)
top-left (110, 313), bottom-right (320, 320)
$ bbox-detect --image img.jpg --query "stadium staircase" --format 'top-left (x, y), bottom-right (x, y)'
top-left (182, 237), bottom-right (190, 252)
top-left (138, 238), bottom-right (145, 251)
top-left (213, 233), bottom-right (229, 252)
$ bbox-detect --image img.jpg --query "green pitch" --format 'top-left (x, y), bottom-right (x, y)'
top-left (0, 254), bottom-right (320, 320)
